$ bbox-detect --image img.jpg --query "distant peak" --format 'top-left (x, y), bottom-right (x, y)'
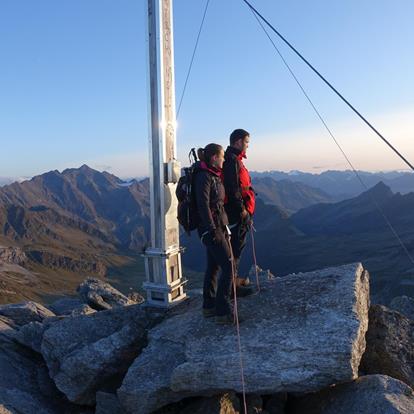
top-left (79, 164), bottom-right (92, 171)
top-left (371, 181), bottom-right (392, 191)
top-left (361, 181), bottom-right (394, 200)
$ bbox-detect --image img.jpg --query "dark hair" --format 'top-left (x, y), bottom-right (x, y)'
top-left (230, 128), bottom-right (250, 145)
top-left (197, 143), bottom-right (223, 164)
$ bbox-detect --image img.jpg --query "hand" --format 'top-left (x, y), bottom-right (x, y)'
top-left (241, 208), bottom-right (253, 225)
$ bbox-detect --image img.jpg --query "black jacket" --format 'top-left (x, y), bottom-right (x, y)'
top-left (194, 162), bottom-right (229, 237)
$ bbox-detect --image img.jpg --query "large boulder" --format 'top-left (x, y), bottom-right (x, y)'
top-left (289, 375), bottom-right (414, 414)
top-left (0, 301), bottom-right (55, 326)
top-left (76, 278), bottom-right (143, 311)
top-left (118, 263), bottom-right (370, 413)
top-left (40, 303), bottom-right (156, 406)
top-left (0, 327), bottom-right (80, 413)
top-left (360, 304), bottom-right (414, 388)
top-left (390, 296), bottom-right (414, 320)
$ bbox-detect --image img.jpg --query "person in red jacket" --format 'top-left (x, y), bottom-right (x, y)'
top-left (223, 129), bottom-right (256, 289)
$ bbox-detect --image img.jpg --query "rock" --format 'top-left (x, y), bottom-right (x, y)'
top-left (48, 298), bottom-right (95, 316)
top-left (390, 296), bottom-right (414, 320)
top-left (70, 304), bottom-right (96, 316)
top-left (0, 334), bottom-right (67, 413)
top-left (118, 263), bottom-right (370, 413)
top-left (0, 316), bottom-right (18, 343)
top-left (41, 303), bottom-right (154, 405)
top-left (360, 304), bottom-right (414, 388)
top-left (127, 291), bottom-right (145, 304)
top-left (76, 278), bottom-right (139, 310)
top-left (288, 375), bottom-right (414, 414)
top-left (95, 392), bottom-right (126, 414)
top-left (0, 246), bottom-right (27, 265)
top-left (14, 321), bottom-right (47, 353)
top-left (0, 301), bottom-right (55, 326)
top-left (0, 387), bottom-right (56, 414)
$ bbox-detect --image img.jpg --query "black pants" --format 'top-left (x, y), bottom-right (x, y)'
top-left (229, 218), bottom-right (250, 277)
top-left (202, 231), bottom-right (233, 316)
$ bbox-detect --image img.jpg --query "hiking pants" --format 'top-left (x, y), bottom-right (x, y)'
top-left (229, 218), bottom-right (250, 277)
top-left (202, 231), bottom-right (233, 316)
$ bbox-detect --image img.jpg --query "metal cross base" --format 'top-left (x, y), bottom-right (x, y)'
top-left (142, 246), bottom-right (188, 307)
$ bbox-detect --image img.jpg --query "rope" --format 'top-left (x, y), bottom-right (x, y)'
top-left (241, 0), bottom-right (414, 172)
top-left (176, 0), bottom-right (211, 119)
top-left (250, 224), bottom-right (261, 292)
top-left (246, 4), bottom-right (414, 267)
top-left (227, 235), bottom-right (248, 413)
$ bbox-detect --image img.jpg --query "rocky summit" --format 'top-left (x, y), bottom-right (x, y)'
top-left (1, 263), bottom-right (414, 414)
top-left (118, 262), bottom-right (370, 413)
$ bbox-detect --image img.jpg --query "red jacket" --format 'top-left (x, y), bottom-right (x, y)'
top-left (223, 146), bottom-right (255, 223)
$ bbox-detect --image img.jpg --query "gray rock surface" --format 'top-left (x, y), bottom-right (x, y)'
top-left (390, 295), bottom-right (414, 320)
top-left (70, 304), bottom-right (96, 316)
top-left (95, 392), bottom-right (126, 414)
top-left (0, 316), bottom-right (18, 342)
top-left (289, 375), bottom-right (414, 414)
top-left (118, 263), bottom-right (370, 413)
top-left (360, 304), bottom-right (414, 388)
top-left (41, 303), bottom-right (154, 406)
top-left (13, 321), bottom-right (47, 353)
top-left (48, 297), bottom-right (96, 316)
top-left (0, 301), bottom-right (55, 326)
top-left (0, 331), bottom-right (70, 413)
top-left (76, 278), bottom-right (143, 310)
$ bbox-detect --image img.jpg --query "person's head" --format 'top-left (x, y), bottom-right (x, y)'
top-left (197, 143), bottom-right (225, 170)
top-left (230, 128), bottom-right (250, 153)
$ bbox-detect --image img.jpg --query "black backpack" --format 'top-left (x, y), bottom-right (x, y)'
top-left (176, 149), bottom-right (199, 234)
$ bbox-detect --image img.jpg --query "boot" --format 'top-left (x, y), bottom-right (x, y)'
top-left (202, 307), bottom-right (216, 318)
top-left (235, 276), bottom-right (251, 287)
top-left (215, 313), bottom-right (234, 325)
top-left (230, 282), bottom-right (254, 298)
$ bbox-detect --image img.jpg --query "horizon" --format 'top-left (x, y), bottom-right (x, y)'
top-left (0, 164), bottom-right (413, 187)
top-left (1, 1), bottom-right (413, 178)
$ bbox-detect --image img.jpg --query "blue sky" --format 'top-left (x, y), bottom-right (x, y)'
top-left (1, 0), bottom-right (413, 179)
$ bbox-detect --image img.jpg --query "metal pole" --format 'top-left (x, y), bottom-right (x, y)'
top-left (143, 0), bottom-right (187, 307)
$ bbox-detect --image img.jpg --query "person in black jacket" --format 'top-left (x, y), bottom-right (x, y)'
top-left (194, 143), bottom-right (235, 324)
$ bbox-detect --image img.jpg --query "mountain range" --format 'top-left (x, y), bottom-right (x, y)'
top-left (252, 176), bottom-right (334, 214)
top-left (251, 169), bottom-right (414, 199)
top-left (0, 165), bottom-right (413, 305)
top-left (0, 165), bottom-right (150, 303)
